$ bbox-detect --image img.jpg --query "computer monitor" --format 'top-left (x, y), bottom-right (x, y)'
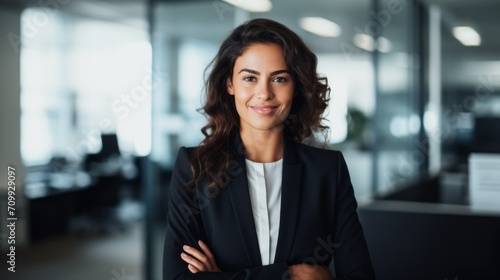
top-left (473, 116), bottom-right (500, 153)
top-left (99, 134), bottom-right (121, 158)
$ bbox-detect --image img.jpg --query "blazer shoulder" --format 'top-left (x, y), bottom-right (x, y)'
top-left (173, 146), bottom-right (198, 165)
top-left (295, 141), bottom-right (343, 162)
top-left (171, 146), bottom-right (200, 186)
top-left (177, 145), bottom-right (198, 157)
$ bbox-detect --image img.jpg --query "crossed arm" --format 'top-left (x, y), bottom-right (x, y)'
top-left (180, 240), bottom-right (333, 280)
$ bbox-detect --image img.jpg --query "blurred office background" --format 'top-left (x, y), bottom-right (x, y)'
top-left (0, 0), bottom-right (499, 279)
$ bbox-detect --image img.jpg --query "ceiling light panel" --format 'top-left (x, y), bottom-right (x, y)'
top-left (299, 17), bottom-right (342, 37)
top-left (453, 26), bottom-right (481, 46)
top-left (222, 0), bottom-right (272, 13)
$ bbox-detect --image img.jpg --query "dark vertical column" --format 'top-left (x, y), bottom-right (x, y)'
top-left (412, 1), bottom-right (430, 178)
top-left (371, 0), bottom-right (381, 195)
top-left (144, 1), bottom-right (155, 280)
top-left (166, 38), bottom-right (181, 162)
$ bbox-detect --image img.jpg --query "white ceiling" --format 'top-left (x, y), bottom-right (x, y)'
top-left (3, 0), bottom-right (498, 56)
top-left (42, 0), bottom-right (499, 54)
top-left (423, 0), bottom-right (500, 51)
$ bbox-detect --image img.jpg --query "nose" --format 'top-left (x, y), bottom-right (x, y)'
top-left (256, 80), bottom-right (273, 100)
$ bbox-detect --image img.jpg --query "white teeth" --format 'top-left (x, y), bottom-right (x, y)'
top-left (252, 106), bottom-right (275, 113)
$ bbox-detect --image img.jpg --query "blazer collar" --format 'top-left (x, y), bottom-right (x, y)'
top-left (228, 129), bottom-right (300, 164)
top-left (227, 131), bottom-right (303, 266)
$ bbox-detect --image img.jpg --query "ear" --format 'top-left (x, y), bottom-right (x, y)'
top-left (226, 77), bottom-right (234, 95)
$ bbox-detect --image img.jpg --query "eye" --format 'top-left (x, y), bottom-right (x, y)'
top-left (243, 76), bottom-right (256, 82)
top-left (273, 77), bottom-right (287, 83)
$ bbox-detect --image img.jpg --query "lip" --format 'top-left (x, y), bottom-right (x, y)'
top-left (250, 105), bottom-right (278, 115)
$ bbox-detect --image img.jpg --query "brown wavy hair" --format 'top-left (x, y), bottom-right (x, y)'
top-left (189, 18), bottom-right (330, 192)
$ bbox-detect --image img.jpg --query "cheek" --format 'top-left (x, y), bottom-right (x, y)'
top-left (234, 90), bottom-right (253, 105)
top-left (280, 87), bottom-right (295, 107)
top-left (233, 95), bottom-right (249, 113)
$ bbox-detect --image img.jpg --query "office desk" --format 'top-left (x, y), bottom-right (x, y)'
top-left (26, 173), bottom-right (139, 243)
top-left (358, 176), bottom-right (500, 280)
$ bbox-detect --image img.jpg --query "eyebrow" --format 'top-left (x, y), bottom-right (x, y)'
top-left (238, 68), bottom-right (291, 76)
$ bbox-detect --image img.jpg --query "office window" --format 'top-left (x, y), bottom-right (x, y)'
top-left (20, 8), bottom-right (150, 166)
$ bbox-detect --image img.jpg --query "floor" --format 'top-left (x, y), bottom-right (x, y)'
top-left (1, 222), bottom-right (144, 280)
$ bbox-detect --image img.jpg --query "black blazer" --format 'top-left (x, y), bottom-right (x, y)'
top-left (163, 133), bottom-right (375, 279)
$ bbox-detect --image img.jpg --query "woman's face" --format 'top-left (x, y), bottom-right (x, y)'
top-left (227, 43), bottom-right (295, 134)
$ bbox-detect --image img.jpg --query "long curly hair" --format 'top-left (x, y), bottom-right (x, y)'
top-left (189, 18), bottom-right (330, 192)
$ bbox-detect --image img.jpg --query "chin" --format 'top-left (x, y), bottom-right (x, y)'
top-left (254, 123), bottom-right (283, 131)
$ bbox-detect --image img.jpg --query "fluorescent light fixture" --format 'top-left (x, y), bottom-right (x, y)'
top-left (354, 34), bottom-right (374, 51)
top-left (299, 17), bottom-right (341, 37)
top-left (377, 37), bottom-right (392, 53)
top-left (453, 26), bottom-right (481, 46)
top-left (354, 34), bottom-right (391, 53)
top-left (222, 0), bottom-right (272, 13)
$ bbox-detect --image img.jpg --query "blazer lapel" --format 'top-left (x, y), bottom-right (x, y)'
top-left (274, 134), bottom-right (303, 262)
top-left (227, 133), bottom-right (262, 267)
top-left (226, 132), bottom-right (304, 265)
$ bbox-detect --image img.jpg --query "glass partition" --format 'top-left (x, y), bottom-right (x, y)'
top-left (439, 1), bottom-right (500, 168)
top-left (372, 0), bottom-right (426, 194)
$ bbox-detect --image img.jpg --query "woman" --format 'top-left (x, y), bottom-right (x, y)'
top-left (163, 18), bottom-right (375, 279)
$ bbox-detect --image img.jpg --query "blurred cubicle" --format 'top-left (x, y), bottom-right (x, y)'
top-left (0, 0), bottom-right (499, 279)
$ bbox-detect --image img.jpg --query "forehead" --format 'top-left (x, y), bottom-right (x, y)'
top-left (234, 43), bottom-right (288, 71)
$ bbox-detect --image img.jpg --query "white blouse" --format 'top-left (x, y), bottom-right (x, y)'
top-left (245, 158), bottom-right (283, 265)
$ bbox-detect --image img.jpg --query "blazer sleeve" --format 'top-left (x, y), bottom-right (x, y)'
top-left (163, 147), bottom-right (290, 280)
top-left (333, 153), bottom-right (376, 280)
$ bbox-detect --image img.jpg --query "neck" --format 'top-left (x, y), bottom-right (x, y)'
top-left (239, 127), bottom-right (284, 163)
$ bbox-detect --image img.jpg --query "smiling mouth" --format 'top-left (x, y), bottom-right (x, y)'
top-left (250, 105), bottom-right (278, 115)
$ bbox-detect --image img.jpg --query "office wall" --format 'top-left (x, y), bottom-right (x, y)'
top-left (0, 6), bottom-right (27, 247)
top-left (0, 6), bottom-right (22, 191)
